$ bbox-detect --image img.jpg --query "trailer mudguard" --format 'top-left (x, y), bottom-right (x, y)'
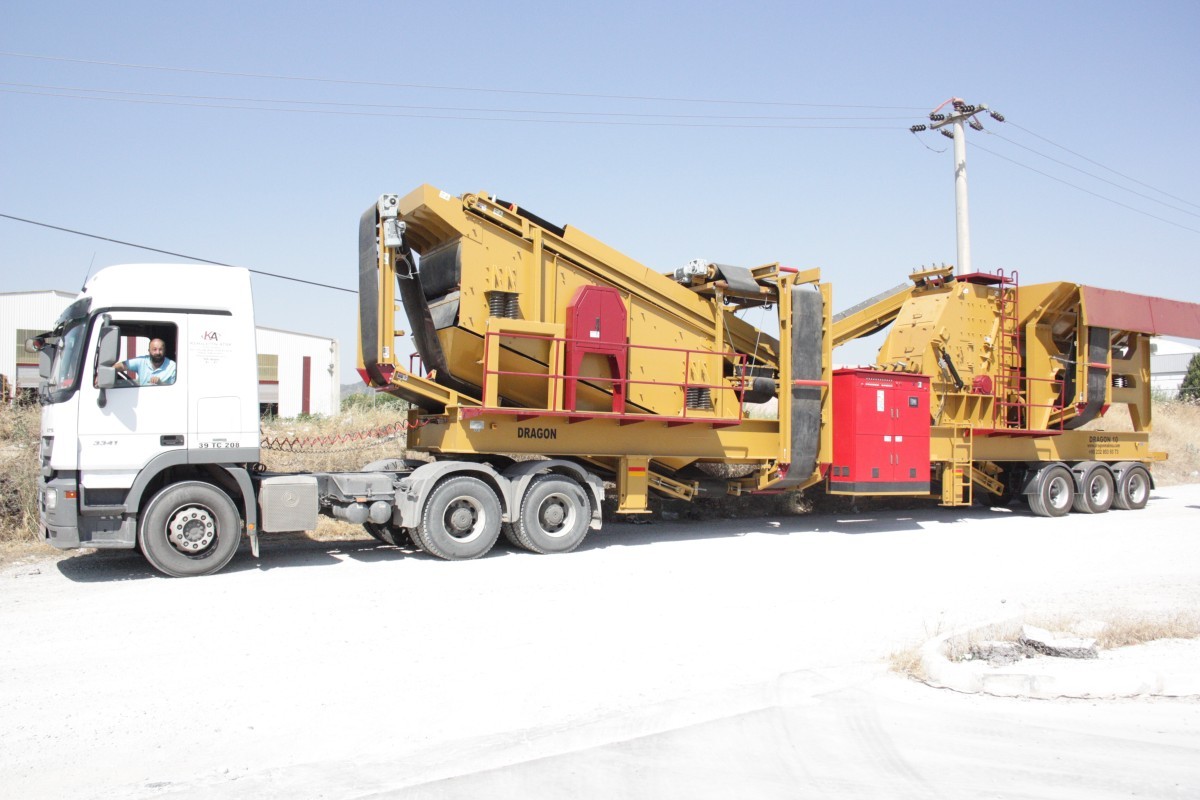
top-left (502, 460), bottom-right (605, 530)
top-left (393, 461), bottom-right (510, 529)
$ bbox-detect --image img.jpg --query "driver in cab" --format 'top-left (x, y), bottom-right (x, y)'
top-left (114, 338), bottom-right (176, 386)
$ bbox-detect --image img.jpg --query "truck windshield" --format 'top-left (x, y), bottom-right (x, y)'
top-left (43, 321), bottom-right (87, 403)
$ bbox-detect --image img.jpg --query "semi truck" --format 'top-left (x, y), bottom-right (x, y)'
top-left (33, 185), bottom-right (1200, 576)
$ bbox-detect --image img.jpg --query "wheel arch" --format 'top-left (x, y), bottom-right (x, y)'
top-left (397, 461), bottom-right (511, 528)
top-left (502, 459), bottom-right (604, 530)
top-left (1111, 460), bottom-right (1156, 490)
top-left (126, 452), bottom-right (254, 530)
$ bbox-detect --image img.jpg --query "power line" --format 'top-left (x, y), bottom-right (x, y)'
top-left (0, 87), bottom-right (905, 130)
top-left (0, 81), bottom-right (917, 121)
top-left (988, 130), bottom-right (1200, 220)
top-left (0, 213), bottom-right (357, 293)
top-left (971, 143), bottom-right (1200, 236)
top-left (1009, 121), bottom-right (1200, 212)
top-left (0, 51), bottom-right (929, 111)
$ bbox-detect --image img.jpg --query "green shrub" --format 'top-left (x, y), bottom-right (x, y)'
top-left (341, 391), bottom-right (409, 413)
top-left (1179, 353), bottom-right (1200, 403)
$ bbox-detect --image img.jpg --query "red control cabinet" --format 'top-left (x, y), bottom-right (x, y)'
top-left (830, 369), bottom-right (931, 495)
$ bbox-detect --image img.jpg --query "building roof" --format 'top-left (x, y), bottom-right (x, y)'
top-left (0, 289), bottom-right (77, 299)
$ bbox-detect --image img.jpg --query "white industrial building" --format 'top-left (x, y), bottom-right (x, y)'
top-left (1150, 338), bottom-right (1200, 397)
top-left (1, 289), bottom-right (339, 416)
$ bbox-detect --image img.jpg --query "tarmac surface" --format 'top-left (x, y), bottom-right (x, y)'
top-left (2, 483), bottom-right (1198, 798)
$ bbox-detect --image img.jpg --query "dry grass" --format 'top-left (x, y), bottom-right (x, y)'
top-left (888, 609), bottom-right (1200, 679)
top-left (887, 646), bottom-right (928, 681)
top-left (259, 405), bottom-right (417, 473)
top-left (1026, 609), bottom-right (1200, 650)
top-left (0, 404), bottom-right (41, 544)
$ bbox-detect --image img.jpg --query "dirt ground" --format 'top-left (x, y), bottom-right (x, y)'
top-left (2, 484), bottom-right (1198, 799)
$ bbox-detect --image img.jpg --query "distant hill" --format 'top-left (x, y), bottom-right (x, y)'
top-left (340, 380), bottom-right (371, 399)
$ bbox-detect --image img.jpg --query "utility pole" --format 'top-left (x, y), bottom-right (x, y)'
top-left (910, 99), bottom-right (1005, 276)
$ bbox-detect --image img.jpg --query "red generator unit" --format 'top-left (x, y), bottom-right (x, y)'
top-left (830, 369), bottom-right (931, 495)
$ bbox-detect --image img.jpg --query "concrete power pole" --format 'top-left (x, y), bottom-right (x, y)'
top-left (910, 99), bottom-right (1005, 276)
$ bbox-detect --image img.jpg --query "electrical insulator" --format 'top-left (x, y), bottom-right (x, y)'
top-left (969, 118), bottom-right (984, 131)
top-left (939, 129), bottom-right (954, 139)
top-left (930, 113), bottom-right (945, 121)
top-left (952, 101), bottom-right (965, 111)
top-left (910, 124), bottom-right (927, 132)
top-left (990, 111), bottom-right (1006, 122)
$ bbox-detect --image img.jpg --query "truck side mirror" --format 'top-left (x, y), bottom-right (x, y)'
top-left (38, 349), bottom-right (53, 379)
top-left (96, 325), bottom-right (121, 390)
top-left (26, 336), bottom-right (55, 379)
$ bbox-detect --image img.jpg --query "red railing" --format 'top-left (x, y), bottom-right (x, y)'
top-left (475, 329), bottom-right (751, 426)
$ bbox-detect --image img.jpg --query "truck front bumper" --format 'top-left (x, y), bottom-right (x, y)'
top-left (39, 475), bottom-right (83, 549)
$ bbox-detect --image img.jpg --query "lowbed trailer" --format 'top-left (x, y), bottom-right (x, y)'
top-left (31, 185), bottom-right (1200, 576)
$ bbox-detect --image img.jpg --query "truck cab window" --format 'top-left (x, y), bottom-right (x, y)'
top-left (110, 325), bottom-right (179, 388)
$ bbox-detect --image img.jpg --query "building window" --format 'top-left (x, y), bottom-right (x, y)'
top-left (15, 328), bottom-right (40, 366)
top-left (258, 354), bottom-right (279, 383)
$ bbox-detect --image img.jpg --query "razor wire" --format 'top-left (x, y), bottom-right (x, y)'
top-left (260, 417), bottom-right (429, 453)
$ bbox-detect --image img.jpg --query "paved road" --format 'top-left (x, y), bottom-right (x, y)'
top-left (2, 485), bottom-right (1198, 798)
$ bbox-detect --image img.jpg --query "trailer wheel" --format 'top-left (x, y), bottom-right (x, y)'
top-left (415, 476), bottom-right (502, 560)
top-left (138, 481), bottom-right (242, 577)
top-left (1071, 463), bottom-right (1114, 514)
top-left (1027, 465), bottom-right (1074, 518)
top-left (1114, 464), bottom-right (1151, 510)
top-left (512, 475), bottom-right (590, 554)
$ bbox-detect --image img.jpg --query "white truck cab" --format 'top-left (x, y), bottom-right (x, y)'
top-left (37, 264), bottom-right (263, 574)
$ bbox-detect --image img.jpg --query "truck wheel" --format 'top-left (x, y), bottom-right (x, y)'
top-left (501, 522), bottom-right (523, 549)
top-left (139, 482), bottom-right (242, 577)
top-left (1114, 464), bottom-right (1151, 510)
top-left (1027, 465), bottom-right (1074, 518)
top-left (513, 475), bottom-right (590, 554)
top-left (1071, 463), bottom-right (1114, 514)
top-left (415, 476), bottom-right (501, 560)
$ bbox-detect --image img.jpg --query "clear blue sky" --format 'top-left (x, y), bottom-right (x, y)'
top-left (3, 1), bottom-right (1198, 381)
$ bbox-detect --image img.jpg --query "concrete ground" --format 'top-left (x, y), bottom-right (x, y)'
top-left (1, 484), bottom-right (1198, 799)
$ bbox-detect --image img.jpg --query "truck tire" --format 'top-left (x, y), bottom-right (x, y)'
top-left (500, 522), bottom-right (523, 549)
top-left (138, 481), bottom-right (242, 577)
top-left (414, 476), bottom-right (501, 560)
top-left (1114, 464), bottom-right (1151, 510)
top-left (1071, 462), bottom-right (1114, 514)
top-left (1027, 464), bottom-right (1074, 518)
top-left (512, 475), bottom-right (590, 554)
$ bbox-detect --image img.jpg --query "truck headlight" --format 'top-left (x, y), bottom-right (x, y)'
top-left (44, 489), bottom-right (57, 510)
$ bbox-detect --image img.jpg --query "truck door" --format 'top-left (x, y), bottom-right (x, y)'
top-left (76, 314), bottom-right (188, 494)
